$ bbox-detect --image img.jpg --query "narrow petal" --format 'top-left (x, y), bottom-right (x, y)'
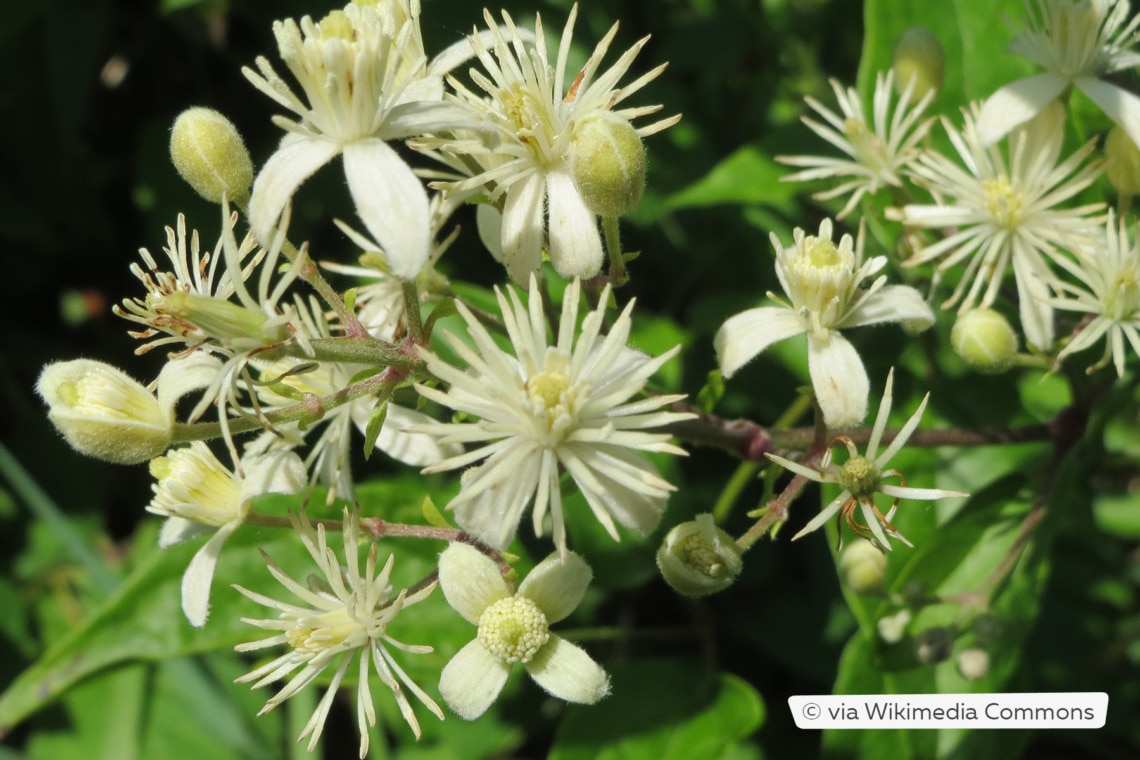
top-left (342, 139), bottom-right (430, 280)
top-left (155, 353), bottom-right (222, 424)
top-left (438, 641), bottom-right (511, 720)
top-left (714, 307), bottom-right (805, 378)
top-left (524, 635), bottom-right (610, 705)
top-left (437, 542), bottom-right (510, 624)
top-left (367, 403), bottom-right (460, 467)
top-left (249, 136), bottom-right (341, 245)
top-left (1076, 77), bottom-right (1140, 153)
top-left (181, 521), bottom-right (238, 627)
top-left (791, 490), bottom-right (851, 540)
top-left (517, 551), bottom-right (592, 624)
top-left (975, 73), bottom-right (1067, 146)
top-left (158, 515), bottom-right (209, 548)
top-left (808, 333), bottom-right (868, 428)
top-left (238, 450), bottom-right (306, 502)
top-left (500, 173), bottom-right (545, 284)
top-left (841, 285), bottom-right (934, 331)
top-left (546, 170), bottom-right (603, 279)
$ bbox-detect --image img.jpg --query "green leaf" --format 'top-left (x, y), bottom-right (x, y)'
top-left (362, 397), bottom-right (390, 460)
top-left (697, 369), bottom-right (725, 413)
top-left (549, 658), bottom-right (764, 760)
top-left (667, 145), bottom-right (797, 209)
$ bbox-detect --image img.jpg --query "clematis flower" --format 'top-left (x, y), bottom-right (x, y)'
top-left (243, 1), bottom-right (481, 279)
top-left (767, 369), bottom-right (968, 550)
top-left (147, 441), bottom-right (306, 626)
top-left (714, 219), bottom-right (933, 428)
top-left (1047, 210), bottom-right (1140, 375)
top-left (778, 70), bottom-right (935, 219)
top-left (975, 0), bottom-right (1140, 148)
top-left (436, 542), bottom-right (609, 719)
top-left (234, 508), bottom-right (441, 756)
top-left (892, 101), bottom-right (1104, 350)
top-left (411, 276), bottom-right (693, 557)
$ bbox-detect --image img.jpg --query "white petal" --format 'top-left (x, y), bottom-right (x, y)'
top-left (808, 333), bottom-right (868, 428)
top-left (476, 204), bottom-right (504, 263)
top-left (714, 307), bottom-right (805, 378)
top-left (438, 640), bottom-right (511, 720)
top-left (342, 139), bottom-right (430, 280)
top-left (158, 515), bottom-right (210, 548)
top-left (238, 450), bottom-right (306, 502)
top-left (500, 173), bottom-right (545, 284)
top-left (524, 636), bottom-right (610, 705)
top-left (155, 353), bottom-right (222, 424)
top-left (437, 542), bottom-right (510, 624)
top-left (546, 170), bottom-right (603, 279)
top-left (517, 551), bottom-right (592, 624)
top-left (248, 136), bottom-right (341, 245)
top-left (842, 285), bottom-right (933, 331)
top-left (791, 490), bottom-right (850, 541)
top-left (181, 521), bottom-right (238, 627)
top-left (1076, 77), bottom-right (1140, 153)
top-left (1012, 252), bottom-right (1055, 351)
top-left (975, 73), bottom-right (1067, 147)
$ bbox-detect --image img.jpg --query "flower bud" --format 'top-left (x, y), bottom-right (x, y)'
top-left (839, 540), bottom-right (887, 595)
top-left (568, 111), bottom-right (647, 217)
top-left (956, 647), bottom-right (990, 681)
top-left (892, 27), bottom-right (944, 101)
top-left (915, 626), bottom-right (954, 664)
top-left (170, 107), bottom-right (254, 205)
top-left (951, 308), bottom-right (1019, 374)
top-left (656, 513), bottom-right (744, 598)
top-left (37, 359), bottom-right (171, 464)
top-left (877, 609), bottom-right (911, 643)
top-left (1105, 125), bottom-right (1140, 196)
top-left (155, 291), bottom-right (287, 345)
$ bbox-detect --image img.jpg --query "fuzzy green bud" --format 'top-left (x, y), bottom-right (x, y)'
top-left (170, 107), bottom-right (253, 205)
top-left (568, 111), bottom-right (647, 217)
top-left (36, 359), bottom-right (171, 464)
top-left (1105, 125), bottom-right (1140, 196)
top-left (839, 540), bottom-right (887, 595)
top-left (951, 308), bottom-right (1019, 374)
top-left (892, 27), bottom-right (944, 101)
top-left (656, 513), bottom-right (744, 598)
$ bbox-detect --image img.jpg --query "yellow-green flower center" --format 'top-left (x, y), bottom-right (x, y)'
top-left (477, 596), bottom-right (550, 664)
top-left (982, 175), bottom-right (1024, 229)
top-left (843, 117), bottom-right (888, 173)
top-left (785, 236), bottom-right (857, 321)
top-left (527, 369), bottom-right (570, 415)
top-left (839, 455), bottom-right (881, 499)
top-left (501, 84), bottom-right (552, 161)
top-left (1106, 264), bottom-right (1140, 320)
top-left (676, 532), bottom-right (731, 579)
top-left (319, 10), bottom-right (355, 41)
top-left (287, 608), bottom-right (366, 654)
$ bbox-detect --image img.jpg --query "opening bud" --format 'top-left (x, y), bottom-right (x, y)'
top-left (839, 540), bottom-right (887, 595)
top-left (170, 107), bottom-right (253, 205)
top-left (892, 27), bottom-right (944, 101)
top-left (656, 513), bottom-right (744, 598)
top-left (568, 111), bottom-right (647, 217)
top-left (877, 609), bottom-right (911, 643)
top-left (951, 308), bottom-right (1019, 374)
top-left (36, 359), bottom-right (171, 464)
top-left (1106, 125), bottom-right (1140, 197)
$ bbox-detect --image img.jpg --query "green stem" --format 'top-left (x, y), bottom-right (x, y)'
top-left (711, 461), bottom-right (761, 523)
top-left (602, 216), bottom-right (628, 287)
top-left (402, 279), bottom-right (425, 345)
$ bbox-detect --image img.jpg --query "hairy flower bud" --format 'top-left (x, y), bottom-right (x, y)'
top-left (37, 359), bottom-right (171, 464)
top-left (656, 513), bottom-right (744, 597)
top-left (1106, 125), bottom-right (1140, 196)
top-left (568, 111), bottom-right (647, 217)
top-left (170, 107), bottom-right (254, 205)
top-left (957, 647), bottom-right (990, 681)
top-left (951, 308), bottom-right (1019, 374)
top-left (839, 540), bottom-right (887, 595)
top-left (892, 27), bottom-right (944, 101)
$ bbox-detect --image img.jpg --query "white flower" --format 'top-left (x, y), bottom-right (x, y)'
top-left (434, 5), bottom-right (678, 283)
top-left (714, 219), bottom-right (933, 428)
top-left (234, 508), bottom-right (441, 756)
top-left (36, 355), bottom-right (218, 465)
top-left (436, 542), bottom-right (609, 719)
top-left (778, 70), bottom-right (935, 219)
top-left (1047, 210), bottom-right (1140, 375)
top-left (147, 441), bottom-right (305, 626)
top-left (244, 1), bottom-right (478, 279)
top-left (892, 101), bottom-right (1104, 349)
top-left (976, 0), bottom-right (1140, 147)
top-left (767, 369), bottom-right (967, 550)
top-left (412, 277), bottom-right (693, 557)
